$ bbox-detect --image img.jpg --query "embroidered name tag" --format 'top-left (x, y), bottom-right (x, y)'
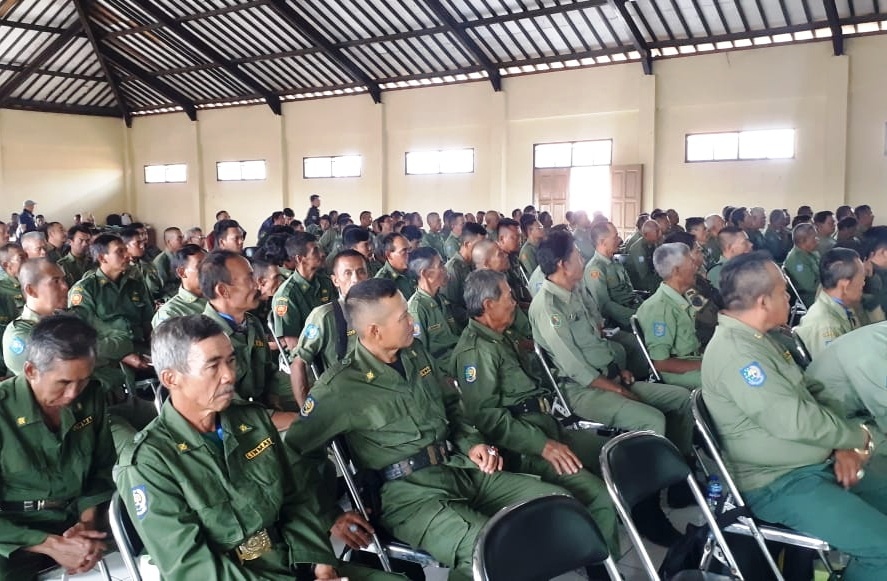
top-left (72, 416), bottom-right (94, 431)
top-left (245, 437), bottom-right (273, 460)
top-left (419, 366), bottom-right (432, 377)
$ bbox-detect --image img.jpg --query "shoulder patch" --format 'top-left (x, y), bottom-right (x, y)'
top-left (412, 322), bottom-right (422, 338)
top-left (131, 485), bottom-right (149, 520)
top-left (300, 395), bottom-right (316, 418)
top-left (275, 299), bottom-right (288, 317)
top-left (550, 314), bottom-right (562, 328)
top-left (637, 256), bottom-right (645, 263)
top-left (740, 362), bottom-right (767, 387)
top-left (303, 323), bottom-right (319, 340)
top-left (589, 269), bottom-right (602, 280)
top-left (652, 322), bottom-right (666, 337)
top-left (795, 264), bottom-right (804, 272)
top-left (463, 365), bottom-right (477, 384)
top-left (8, 337), bottom-right (25, 355)
top-left (70, 291), bottom-right (83, 306)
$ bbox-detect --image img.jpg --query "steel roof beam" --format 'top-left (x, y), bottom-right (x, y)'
top-left (130, 0), bottom-right (281, 115)
top-left (607, 0), bottom-right (653, 74)
top-left (265, 0), bottom-right (381, 103)
top-left (3, 97), bottom-right (120, 117)
top-left (823, 0), bottom-right (844, 55)
top-left (0, 21), bottom-right (82, 107)
top-left (102, 46), bottom-right (198, 121)
top-left (422, 0), bottom-right (501, 91)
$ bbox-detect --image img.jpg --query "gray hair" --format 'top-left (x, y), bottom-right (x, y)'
top-left (652, 242), bottom-right (690, 279)
top-left (185, 226), bottom-right (203, 238)
top-left (20, 231), bottom-right (45, 250)
top-left (408, 246), bottom-right (440, 279)
top-left (750, 207), bottom-right (765, 217)
top-left (25, 314), bottom-right (97, 372)
top-left (792, 222), bottom-right (816, 245)
top-left (18, 258), bottom-right (61, 289)
top-left (465, 269), bottom-right (507, 318)
top-left (151, 315), bottom-right (226, 377)
top-left (471, 239), bottom-right (497, 269)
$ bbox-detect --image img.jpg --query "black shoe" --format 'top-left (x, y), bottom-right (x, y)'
top-left (667, 481), bottom-right (695, 509)
top-left (632, 494), bottom-right (683, 548)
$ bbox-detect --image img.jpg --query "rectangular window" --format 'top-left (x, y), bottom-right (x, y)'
top-left (303, 155), bottom-right (362, 178)
top-left (533, 140), bottom-right (613, 168)
top-left (685, 129), bottom-right (795, 162)
top-left (405, 148), bottom-right (475, 175)
top-left (216, 160), bottom-right (267, 181)
top-left (144, 163), bottom-right (187, 183)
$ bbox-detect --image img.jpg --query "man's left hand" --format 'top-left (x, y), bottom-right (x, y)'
top-left (469, 444), bottom-right (503, 474)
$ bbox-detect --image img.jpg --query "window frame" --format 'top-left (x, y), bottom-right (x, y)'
top-left (684, 129), bottom-right (796, 163)
top-left (302, 155), bottom-right (363, 179)
top-left (532, 139), bottom-right (614, 169)
top-left (215, 159), bottom-right (268, 182)
top-left (404, 148), bottom-right (476, 175)
top-left (143, 163), bottom-right (187, 184)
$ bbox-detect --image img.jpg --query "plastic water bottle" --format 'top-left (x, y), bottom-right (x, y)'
top-left (706, 475), bottom-right (723, 511)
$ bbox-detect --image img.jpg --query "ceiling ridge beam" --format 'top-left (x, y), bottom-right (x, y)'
top-left (0, 21), bottom-right (82, 106)
top-left (421, 0), bottom-right (502, 91)
top-left (130, 0), bottom-right (281, 115)
top-left (823, 0), bottom-right (844, 55)
top-left (73, 0), bottom-right (131, 126)
top-left (266, 0), bottom-right (381, 103)
top-left (101, 46), bottom-right (198, 121)
top-left (2, 97), bottom-right (120, 117)
top-left (607, 0), bottom-right (653, 74)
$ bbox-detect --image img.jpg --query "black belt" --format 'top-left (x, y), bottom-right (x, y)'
top-left (381, 441), bottom-right (451, 481)
top-left (0, 499), bottom-right (72, 512)
top-left (506, 396), bottom-right (552, 416)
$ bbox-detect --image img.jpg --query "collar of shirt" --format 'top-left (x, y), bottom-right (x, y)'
top-left (20, 305), bottom-right (41, 322)
top-left (467, 318), bottom-right (505, 343)
top-left (660, 283), bottom-right (694, 310)
top-left (541, 278), bottom-right (575, 304)
top-left (177, 287), bottom-right (202, 304)
top-left (351, 339), bottom-right (425, 389)
top-left (821, 291), bottom-right (856, 322)
top-left (592, 251), bottom-right (613, 265)
top-left (10, 374), bottom-right (80, 435)
top-left (715, 313), bottom-right (769, 340)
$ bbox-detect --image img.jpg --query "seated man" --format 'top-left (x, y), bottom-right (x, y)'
top-left (442, 212), bottom-right (464, 261)
top-left (702, 213), bottom-right (725, 270)
top-left (116, 315), bottom-right (398, 580)
top-left (152, 226), bottom-right (185, 299)
top-left (795, 248), bottom-right (865, 359)
top-left (707, 226), bottom-right (753, 290)
top-left (374, 233), bottom-right (416, 300)
top-left (120, 227), bottom-right (163, 302)
top-left (584, 221), bottom-right (641, 330)
top-left (151, 244), bottom-right (207, 327)
top-left (19, 231), bottom-right (47, 260)
top-left (0, 315), bottom-right (114, 577)
top-left (451, 269), bottom-right (618, 553)
top-left (784, 223), bottom-right (821, 309)
top-left (441, 222), bottom-right (486, 328)
top-left (473, 239), bottom-right (533, 341)
top-left (636, 243), bottom-right (703, 388)
top-left (701, 251), bottom-right (887, 580)
top-left (57, 225), bottom-right (94, 287)
top-left (0, 244), bottom-right (25, 377)
top-left (407, 248), bottom-right (460, 371)
top-left (518, 214), bottom-right (543, 275)
top-left (343, 226), bottom-right (383, 277)
top-left (663, 231), bottom-right (723, 349)
top-left (626, 219), bottom-right (662, 293)
top-left (214, 219), bottom-right (245, 254)
top-left (496, 219), bottom-right (532, 304)
top-left (285, 279), bottom-right (575, 581)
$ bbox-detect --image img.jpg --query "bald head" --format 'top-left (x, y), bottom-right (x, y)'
top-left (19, 258), bottom-right (68, 314)
top-left (471, 239), bottom-right (508, 272)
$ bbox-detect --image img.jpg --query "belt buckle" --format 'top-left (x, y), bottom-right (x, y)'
top-left (540, 397), bottom-right (551, 414)
top-left (235, 529), bottom-right (273, 563)
top-left (427, 445), bottom-right (438, 465)
top-left (22, 500), bottom-right (44, 512)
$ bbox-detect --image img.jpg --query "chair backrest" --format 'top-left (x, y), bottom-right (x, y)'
top-left (472, 494), bottom-right (619, 581)
top-left (266, 312), bottom-right (292, 373)
top-left (690, 390), bottom-right (746, 508)
top-left (109, 491), bottom-right (144, 581)
top-left (629, 314), bottom-right (662, 383)
top-left (781, 265), bottom-right (808, 318)
top-left (532, 341), bottom-right (573, 418)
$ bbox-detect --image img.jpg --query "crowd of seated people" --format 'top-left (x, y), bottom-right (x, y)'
top-left (1, 195), bottom-right (886, 580)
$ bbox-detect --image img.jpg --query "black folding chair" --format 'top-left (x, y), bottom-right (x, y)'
top-left (781, 266), bottom-right (808, 326)
top-left (601, 431), bottom-right (743, 580)
top-left (109, 491), bottom-right (145, 581)
top-left (267, 311), bottom-right (293, 374)
top-left (629, 314), bottom-right (663, 383)
top-left (690, 390), bottom-right (834, 579)
top-left (472, 494), bottom-right (621, 581)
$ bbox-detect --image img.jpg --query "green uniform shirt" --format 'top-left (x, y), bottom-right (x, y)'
top-left (151, 250), bottom-right (179, 299)
top-left (272, 271), bottom-right (335, 338)
top-left (583, 252), bottom-right (637, 329)
top-left (707, 256), bottom-right (728, 290)
top-left (152, 287), bottom-right (207, 328)
top-left (518, 241), bottom-right (538, 276)
top-left (505, 254), bottom-right (531, 304)
top-left (407, 288), bottom-right (460, 372)
top-left (783, 247), bottom-right (821, 309)
top-left (573, 226), bottom-right (595, 262)
top-left (0, 272), bottom-right (22, 377)
top-left (115, 400), bottom-right (335, 579)
top-left (130, 259), bottom-right (163, 301)
top-left (420, 231), bottom-right (445, 256)
top-left (443, 234), bottom-right (460, 261)
top-left (450, 319), bottom-right (551, 456)
top-left (57, 253), bottom-right (94, 288)
top-left (763, 228), bottom-right (793, 263)
top-left (805, 322), bottom-right (887, 433)
top-left (795, 290), bottom-right (860, 360)
top-left (529, 279), bottom-right (617, 387)
top-left (703, 237), bottom-right (722, 271)
top-left (619, 231), bottom-right (641, 255)
top-left (374, 262), bottom-right (416, 302)
top-left (746, 228), bottom-right (766, 253)
top-left (636, 283), bottom-right (702, 360)
top-left (0, 376), bottom-right (114, 557)
top-left (294, 300), bottom-right (355, 371)
top-left (816, 235), bottom-right (836, 258)
top-left (2, 306), bottom-right (40, 376)
top-left (700, 314), bottom-right (864, 491)
top-left (626, 239), bottom-right (661, 293)
top-left (367, 258), bottom-right (383, 278)
top-left (442, 254), bottom-right (472, 327)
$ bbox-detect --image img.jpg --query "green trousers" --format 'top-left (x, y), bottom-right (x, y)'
top-left (607, 330), bottom-right (649, 380)
top-left (660, 369), bottom-right (701, 389)
top-left (745, 458), bottom-right (887, 581)
top-left (378, 458), bottom-right (571, 581)
top-left (565, 380), bottom-right (694, 453)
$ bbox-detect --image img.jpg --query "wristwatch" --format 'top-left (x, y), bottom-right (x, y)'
top-left (855, 424), bottom-right (876, 457)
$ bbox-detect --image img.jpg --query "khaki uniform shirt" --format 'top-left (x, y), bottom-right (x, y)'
top-left (272, 271), bottom-right (335, 338)
top-left (374, 262), bottom-right (417, 303)
top-left (57, 253), bottom-right (94, 288)
top-left (584, 252), bottom-right (637, 329)
top-left (795, 290), bottom-right (860, 359)
top-left (784, 247), bottom-right (820, 309)
top-left (407, 288), bottom-right (461, 372)
top-left (152, 287), bottom-right (207, 328)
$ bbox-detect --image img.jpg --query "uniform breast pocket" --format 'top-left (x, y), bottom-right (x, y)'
top-left (180, 474), bottom-right (244, 545)
top-left (362, 406), bottom-right (424, 448)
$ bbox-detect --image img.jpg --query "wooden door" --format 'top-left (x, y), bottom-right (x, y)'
top-left (533, 168), bottom-right (570, 225)
top-left (610, 165), bottom-right (643, 240)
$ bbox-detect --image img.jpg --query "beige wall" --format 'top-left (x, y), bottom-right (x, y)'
top-left (0, 110), bottom-right (125, 225)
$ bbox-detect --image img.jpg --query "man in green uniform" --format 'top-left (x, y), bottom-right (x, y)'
top-left (214, 219), bottom-right (246, 254)
top-left (483, 210), bottom-right (500, 243)
top-left (57, 225), bottom-right (94, 287)
top-left (496, 219), bottom-right (531, 305)
top-left (319, 214), bottom-right (351, 257)
top-left (420, 212), bottom-right (445, 256)
top-left (0, 244), bottom-right (25, 378)
top-left (152, 245), bottom-right (207, 327)
top-left (0, 315), bottom-right (114, 577)
top-left (472, 240), bottom-right (534, 340)
top-left (3, 259), bottom-right (68, 376)
top-left (375, 233), bottom-right (417, 301)
top-left (701, 251), bottom-right (887, 581)
top-left (784, 223), bottom-right (821, 309)
top-left (584, 222), bottom-right (641, 330)
top-left (200, 251), bottom-right (298, 430)
top-left (152, 226), bottom-right (185, 299)
top-left (518, 214), bottom-right (543, 275)
top-left (344, 226), bottom-right (383, 277)
top-left (115, 315), bottom-right (397, 580)
top-left (743, 207), bottom-right (767, 252)
top-left (813, 211), bottom-right (837, 257)
top-left (285, 278), bottom-right (577, 581)
top-left (272, 232), bottom-right (335, 350)
top-left (407, 248), bottom-right (461, 373)
top-left (707, 226), bottom-right (753, 290)
top-left (19, 232), bottom-right (46, 260)
top-left (451, 269), bottom-right (618, 553)
top-left (442, 212), bottom-right (464, 260)
top-left (866, 229), bottom-right (887, 315)
top-left (121, 227), bottom-right (163, 302)
top-left (763, 209), bottom-right (793, 263)
top-left (795, 248), bottom-right (865, 359)
top-left (43, 222), bottom-right (66, 263)
top-left (626, 219), bottom-right (662, 293)
top-left (702, 214), bottom-right (725, 270)
top-left (636, 243), bottom-right (702, 388)
top-left (442, 223), bottom-right (486, 328)
top-left (619, 213), bottom-right (649, 255)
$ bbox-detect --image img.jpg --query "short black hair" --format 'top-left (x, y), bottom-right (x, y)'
top-left (537, 230), bottom-right (575, 276)
top-left (214, 219), bottom-right (242, 240)
top-left (256, 233), bottom-right (292, 265)
top-left (719, 251), bottom-right (779, 311)
top-left (461, 222), bottom-right (487, 243)
top-left (284, 232), bottom-right (318, 258)
top-left (835, 205), bottom-right (853, 220)
top-left (172, 244), bottom-right (206, 271)
top-left (863, 226), bottom-right (887, 258)
top-left (837, 216), bottom-right (858, 232)
top-left (721, 206), bottom-right (736, 222)
top-left (519, 213), bottom-right (538, 235)
top-left (820, 247), bottom-right (861, 289)
top-left (497, 218), bottom-right (520, 235)
top-left (331, 248), bottom-right (367, 271)
top-left (381, 232), bottom-right (406, 254)
top-left (813, 210), bottom-right (834, 225)
top-left (343, 226), bottom-right (371, 248)
top-left (664, 231), bottom-right (695, 247)
top-left (310, 194), bottom-right (320, 202)
top-left (249, 258), bottom-right (277, 279)
top-left (855, 205), bottom-right (872, 217)
top-left (344, 278), bottom-right (399, 328)
top-left (67, 224), bottom-right (92, 239)
top-left (119, 227), bottom-right (140, 244)
top-left (105, 213), bottom-right (122, 227)
top-left (400, 225), bottom-right (423, 242)
top-left (199, 250), bottom-right (241, 299)
top-left (729, 207), bottom-right (748, 227)
top-left (26, 314), bottom-right (98, 372)
top-left (90, 233), bottom-right (123, 262)
top-left (283, 208), bottom-right (295, 218)
top-left (215, 210), bottom-right (229, 220)
top-left (271, 211), bottom-right (284, 222)
top-left (685, 217), bottom-right (705, 231)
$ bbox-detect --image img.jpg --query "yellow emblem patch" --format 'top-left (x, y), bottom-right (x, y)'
top-left (239, 424), bottom-right (250, 433)
top-left (177, 442), bottom-right (189, 452)
top-left (589, 270), bottom-right (602, 280)
top-left (366, 371), bottom-right (375, 381)
top-left (16, 417), bottom-right (26, 426)
top-left (420, 366), bottom-right (432, 377)
top-left (70, 293), bottom-right (83, 306)
top-left (254, 340), bottom-right (265, 348)
top-left (275, 301), bottom-right (288, 317)
top-left (245, 437), bottom-right (273, 460)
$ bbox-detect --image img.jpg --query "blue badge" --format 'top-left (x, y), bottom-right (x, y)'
top-left (795, 264), bottom-right (804, 272)
top-left (638, 256), bottom-right (645, 263)
top-left (653, 322), bottom-right (666, 337)
top-left (303, 324), bottom-right (319, 340)
top-left (301, 395), bottom-right (316, 418)
top-left (412, 322), bottom-right (422, 338)
top-left (9, 337), bottom-right (25, 355)
top-left (464, 365), bottom-right (477, 384)
top-left (740, 362), bottom-right (766, 387)
top-left (131, 485), bottom-right (148, 520)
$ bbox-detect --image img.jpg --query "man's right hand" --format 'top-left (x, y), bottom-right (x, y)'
top-left (330, 511), bottom-right (374, 550)
top-left (121, 353), bottom-right (150, 369)
top-left (590, 376), bottom-right (640, 401)
top-left (541, 440), bottom-right (583, 475)
top-left (29, 534), bottom-right (106, 574)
